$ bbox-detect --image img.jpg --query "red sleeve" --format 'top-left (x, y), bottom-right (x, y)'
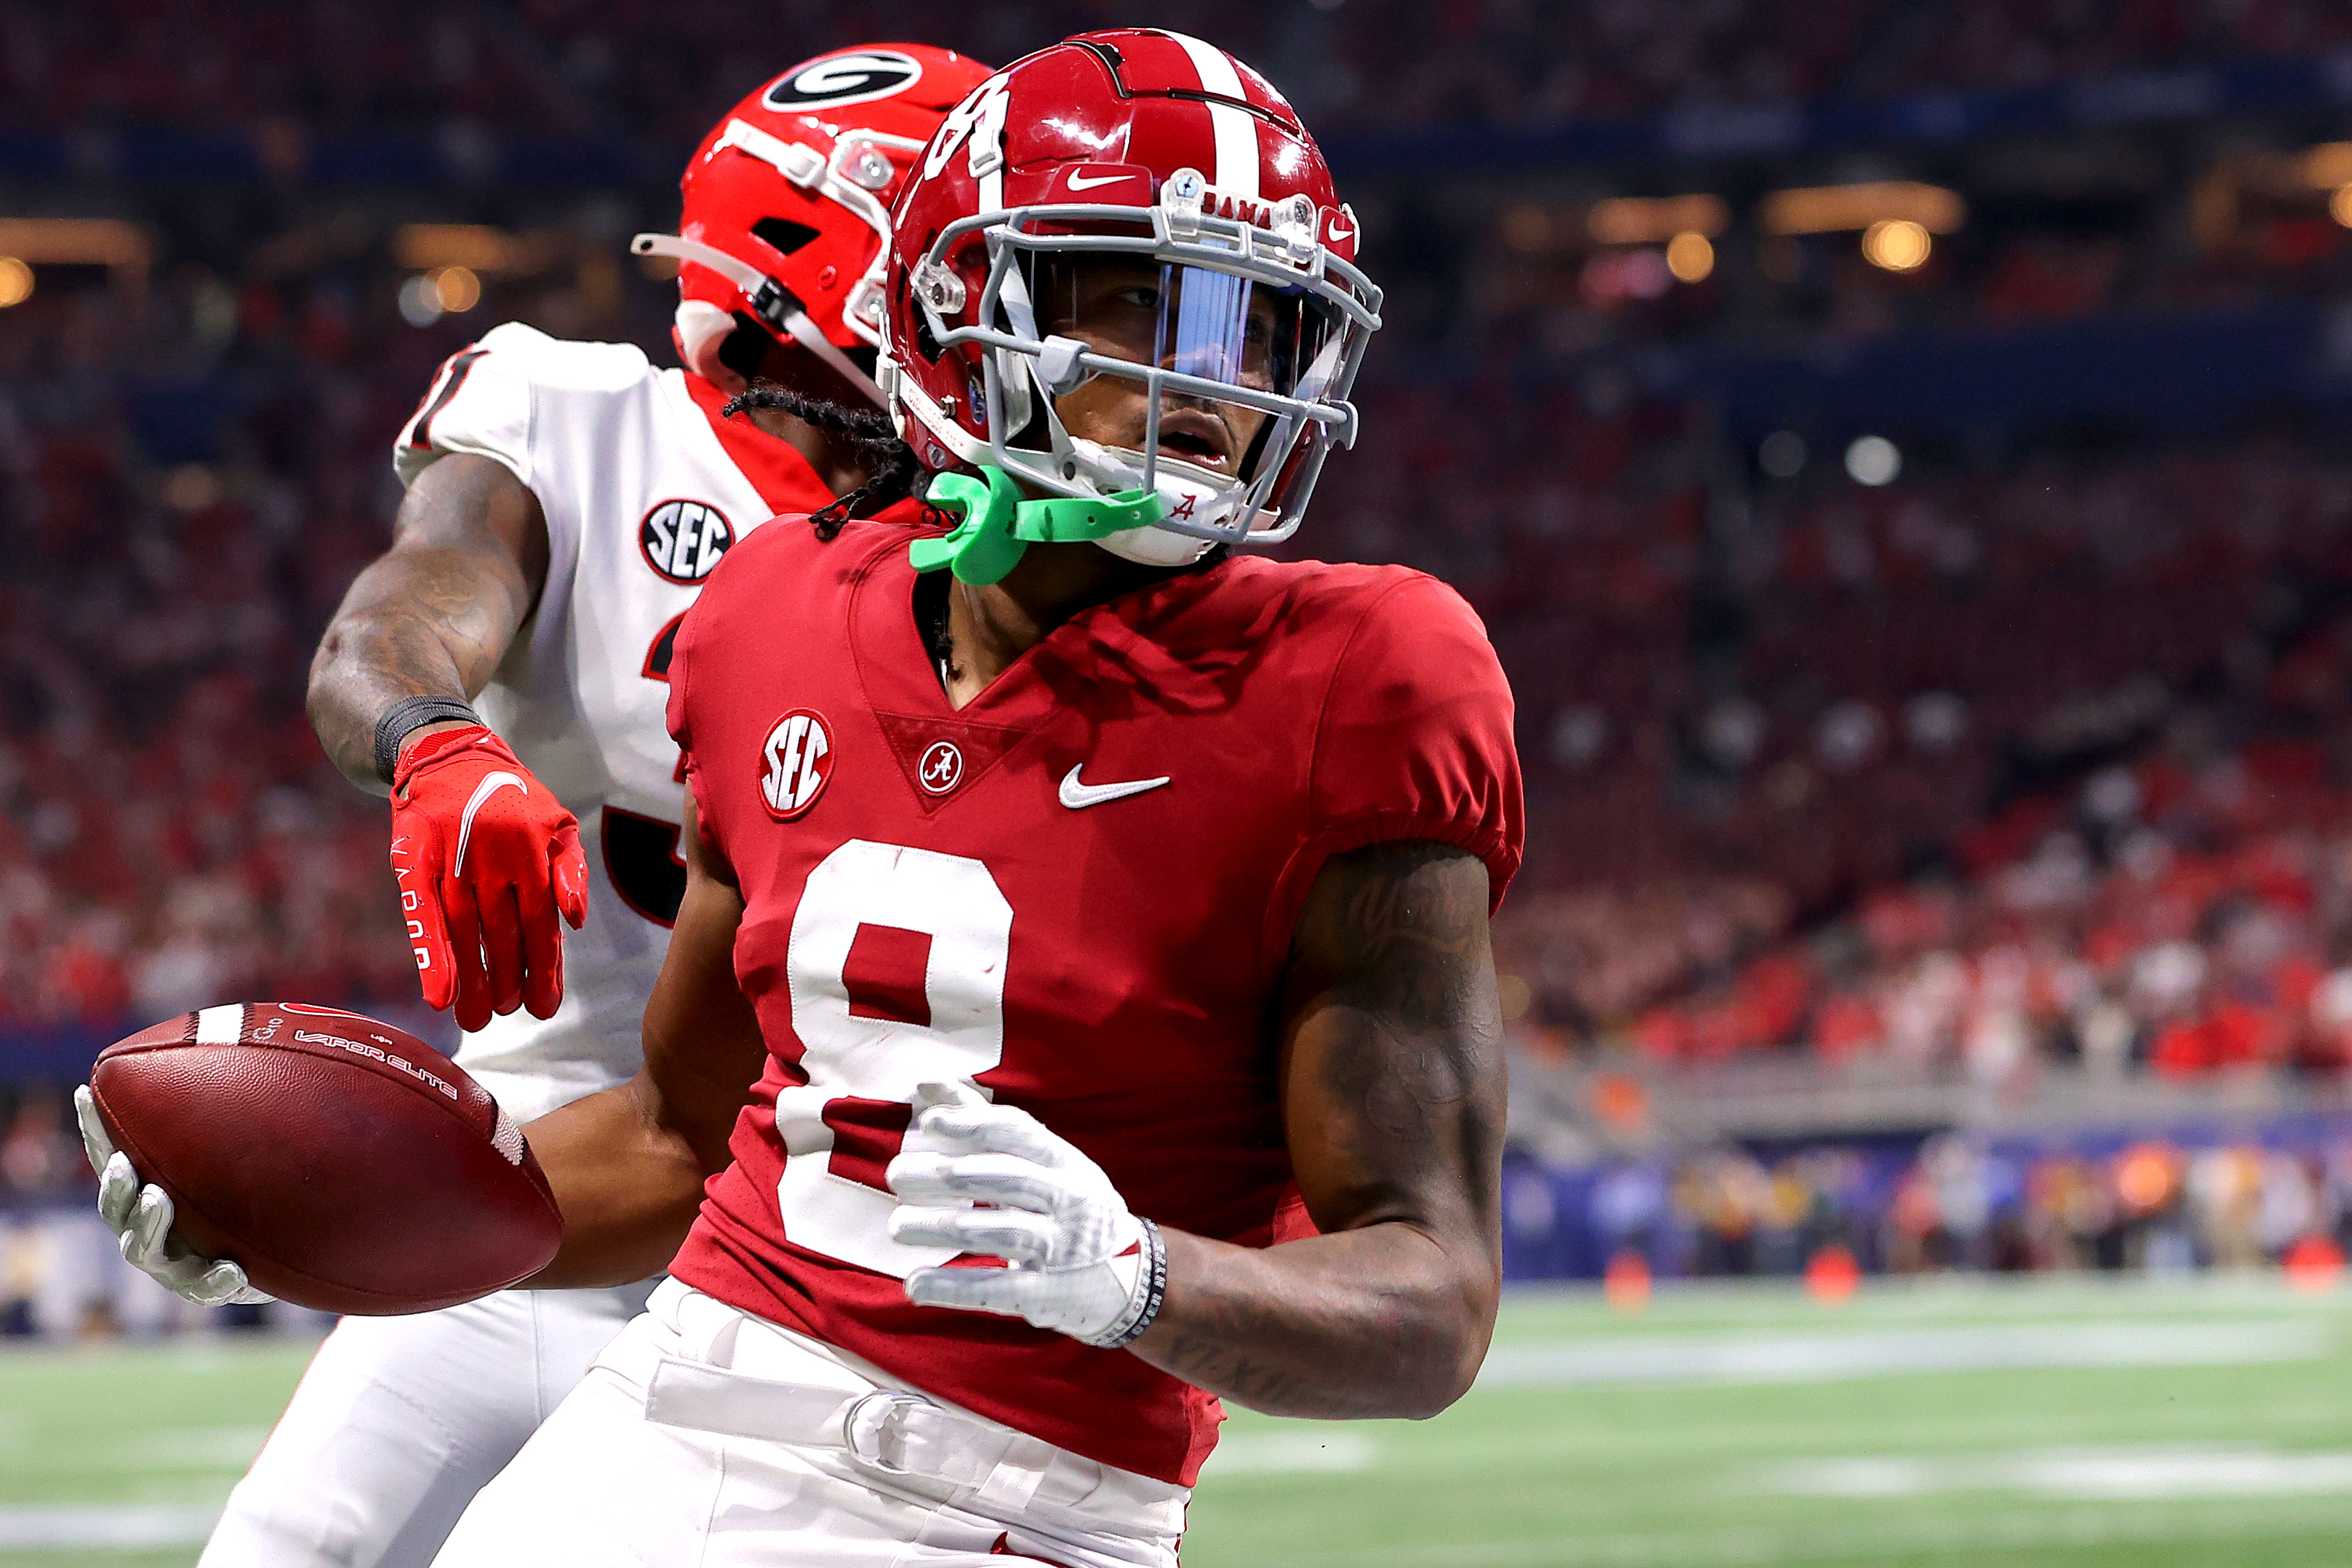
top-left (1264, 573), bottom-right (1524, 957)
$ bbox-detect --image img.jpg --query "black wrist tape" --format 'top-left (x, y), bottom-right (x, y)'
top-left (372, 696), bottom-right (483, 785)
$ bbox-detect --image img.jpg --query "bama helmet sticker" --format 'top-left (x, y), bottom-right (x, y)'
top-left (761, 50), bottom-right (923, 112)
top-left (639, 499), bottom-right (734, 584)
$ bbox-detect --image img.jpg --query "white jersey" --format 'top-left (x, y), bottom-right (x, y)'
top-left (394, 321), bottom-right (833, 1124)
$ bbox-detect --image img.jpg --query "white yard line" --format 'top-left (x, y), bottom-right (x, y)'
top-left (1476, 1318), bottom-right (2329, 1388)
top-left (119, 1423), bottom-right (273, 1469)
top-left (1760, 1442), bottom-right (2352, 1500)
top-left (1200, 1431), bottom-right (1378, 1475)
top-left (1263, 1494), bottom-right (2352, 1567)
top-left (0, 1504), bottom-right (220, 1550)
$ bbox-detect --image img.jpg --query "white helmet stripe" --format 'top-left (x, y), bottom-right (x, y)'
top-left (1157, 31), bottom-right (1259, 200)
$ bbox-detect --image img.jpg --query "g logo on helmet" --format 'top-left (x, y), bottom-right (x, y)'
top-left (760, 710), bottom-right (835, 820)
top-left (762, 50), bottom-right (923, 111)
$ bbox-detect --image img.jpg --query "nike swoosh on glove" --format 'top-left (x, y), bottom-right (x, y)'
top-left (74, 1086), bottom-right (270, 1307)
top-left (390, 724), bottom-right (587, 1034)
top-left (885, 1082), bottom-right (1156, 1348)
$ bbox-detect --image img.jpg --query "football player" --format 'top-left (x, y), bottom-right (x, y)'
top-left (73, 44), bottom-right (992, 1568)
top-left (428, 31), bottom-right (1523, 1567)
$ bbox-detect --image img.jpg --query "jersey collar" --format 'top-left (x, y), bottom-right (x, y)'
top-left (680, 371), bottom-right (836, 517)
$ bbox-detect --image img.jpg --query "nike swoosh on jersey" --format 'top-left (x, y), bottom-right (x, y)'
top-left (1058, 765), bottom-right (1171, 809)
top-left (1065, 169), bottom-right (1135, 190)
top-left (454, 772), bottom-right (528, 875)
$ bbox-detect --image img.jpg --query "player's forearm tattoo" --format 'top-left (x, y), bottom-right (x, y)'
top-left (308, 457), bottom-right (541, 791)
top-left (1130, 842), bottom-right (1507, 1421)
top-left (1314, 842), bottom-right (1502, 1175)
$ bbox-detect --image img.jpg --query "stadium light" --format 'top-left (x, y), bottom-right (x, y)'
top-left (0, 257), bottom-right (29, 308)
top-left (1846, 434), bottom-right (1901, 486)
top-left (394, 223), bottom-right (521, 273)
top-left (2303, 142), bottom-right (2352, 190)
top-left (397, 274), bottom-right (443, 327)
top-left (430, 265), bottom-right (482, 313)
top-left (1759, 430), bottom-right (1807, 478)
top-left (1862, 218), bottom-right (1933, 271)
top-left (1500, 204), bottom-right (1554, 254)
top-left (1588, 193), bottom-right (1729, 247)
top-left (1760, 181), bottom-right (1965, 237)
top-left (0, 219), bottom-right (149, 291)
top-left (1665, 231), bottom-right (1715, 282)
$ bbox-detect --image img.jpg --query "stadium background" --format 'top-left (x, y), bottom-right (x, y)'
top-left (14, 3), bottom-right (2352, 1564)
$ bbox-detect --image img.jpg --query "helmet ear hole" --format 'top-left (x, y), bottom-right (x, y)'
top-left (716, 314), bottom-right (774, 383)
top-left (753, 216), bottom-right (822, 255)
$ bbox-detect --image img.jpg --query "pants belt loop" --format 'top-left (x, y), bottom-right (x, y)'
top-left (971, 1442), bottom-right (1050, 1514)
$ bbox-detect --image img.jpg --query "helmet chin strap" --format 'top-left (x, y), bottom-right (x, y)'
top-left (631, 232), bottom-right (887, 409)
top-left (910, 466), bottom-right (1165, 586)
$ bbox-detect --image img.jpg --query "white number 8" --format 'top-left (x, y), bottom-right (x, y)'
top-left (776, 839), bottom-right (1011, 1278)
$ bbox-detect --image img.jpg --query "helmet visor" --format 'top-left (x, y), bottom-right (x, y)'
top-left (1021, 254), bottom-right (1346, 483)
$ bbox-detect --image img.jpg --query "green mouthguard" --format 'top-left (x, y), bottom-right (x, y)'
top-left (910, 465), bottom-right (1165, 586)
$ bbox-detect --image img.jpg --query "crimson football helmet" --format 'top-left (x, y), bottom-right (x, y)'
top-left (634, 44), bottom-right (994, 404)
top-left (877, 29), bottom-right (1383, 567)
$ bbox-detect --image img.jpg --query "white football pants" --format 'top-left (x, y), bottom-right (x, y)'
top-left (430, 1279), bottom-right (1187, 1568)
top-left (200, 1279), bottom-right (658, 1568)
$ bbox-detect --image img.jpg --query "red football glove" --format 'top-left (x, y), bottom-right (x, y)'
top-left (389, 724), bottom-right (587, 1033)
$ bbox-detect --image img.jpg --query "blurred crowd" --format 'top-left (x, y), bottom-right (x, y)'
top-left (1318, 322), bottom-right (2352, 1081)
top-left (1507, 1127), bottom-right (2352, 1282)
top-left (7, 0), bottom-right (2351, 151)
top-left (0, 1079), bottom-right (335, 1335)
top-left (9, 230), bottom-right (2352, 1070)
top-left (0, 256), bottom-right (469, 1030)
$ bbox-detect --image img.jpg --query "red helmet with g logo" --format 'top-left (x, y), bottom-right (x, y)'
top-left (877, 30), bottom-right (1383, 567)
top-left (634, 44), bottom-right (993, 402)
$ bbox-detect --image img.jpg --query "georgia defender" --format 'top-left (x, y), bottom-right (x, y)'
top-left (74, 44), bottom-right (992, 1568)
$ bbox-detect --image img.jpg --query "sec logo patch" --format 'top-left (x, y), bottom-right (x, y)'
top-left (640, 500), bottom-right (734, 584)
top-left (760, 710), bottom-right (834, 820)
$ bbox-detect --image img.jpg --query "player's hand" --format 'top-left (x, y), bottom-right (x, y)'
top-left (73, 1086), bottom-right (271, 1307)
top-left (390, 724), bottom-right (588, 1033)
top-left (885, 1082), bottom-right (1160, 1348)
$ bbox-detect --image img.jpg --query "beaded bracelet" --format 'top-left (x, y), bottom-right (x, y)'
top-left (1096, 1219), bottom-right (1169, 1349)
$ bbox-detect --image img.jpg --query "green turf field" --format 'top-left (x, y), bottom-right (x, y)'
top-left (7, 1275), bottom-right (2352, 1567)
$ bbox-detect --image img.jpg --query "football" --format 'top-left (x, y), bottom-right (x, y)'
top-left (87, 1002), bottom-right (563, 1315)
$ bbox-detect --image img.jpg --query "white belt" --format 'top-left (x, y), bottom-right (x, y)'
top-left (640, 1353), bottom-right (1186, 1542)
top-left (645, 1358), bottom-right (1050, 1509)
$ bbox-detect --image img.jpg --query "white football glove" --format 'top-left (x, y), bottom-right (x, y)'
top-left (74, 1085), bottom-right (271, 1308)
top-left (886, 1082), bottom-right (1164, 1348)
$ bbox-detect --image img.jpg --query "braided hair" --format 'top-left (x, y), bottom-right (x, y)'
top-left (721, 382), bottom-right (930, 540)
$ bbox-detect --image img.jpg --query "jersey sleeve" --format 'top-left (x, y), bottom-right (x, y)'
top-left (1271, 573), bottom-right (1523, 939)
top-left (391, 324), bottom-right (539, 491)
top-left (390, 320), bottom-right (654, 491)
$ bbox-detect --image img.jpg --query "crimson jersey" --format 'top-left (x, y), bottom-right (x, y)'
top-left (662, 516), bottom-right (1521, 1486)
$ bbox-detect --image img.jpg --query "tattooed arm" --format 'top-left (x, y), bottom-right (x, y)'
top-left (1127, 840), bottom-right (1506, 1420)
top-left (307, 454), bottom-right (549, 793)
